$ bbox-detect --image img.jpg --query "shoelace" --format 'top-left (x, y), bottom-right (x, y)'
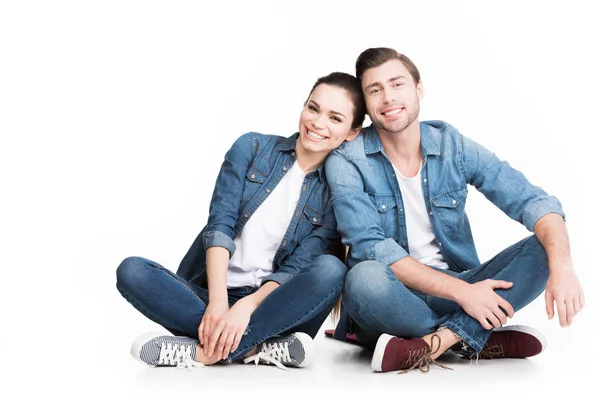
top-left (398, 334), bottom-right (453, 374)
top-left (478, 342), bottom-right (504, 359)
top-left (157, 341), bottom-right (205, 369)
top-left (243, 341), bottom-right (291, 371)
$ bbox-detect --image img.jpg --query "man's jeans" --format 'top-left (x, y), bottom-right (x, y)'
top-left (343, 235), bottom-right (549, 353)
top-left (116, 254), bottom-right (345, 361)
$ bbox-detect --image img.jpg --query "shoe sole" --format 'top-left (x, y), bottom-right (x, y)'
top-left (494, 325), bottom-right (547, 353)
top-left (293, 332), bottom-right (314, 368)
top-left (371, 334), bottom-right (394, 372)
top-left (130, 331), bottom-right (166, 366)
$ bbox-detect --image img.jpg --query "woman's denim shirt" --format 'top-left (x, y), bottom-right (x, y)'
top-left (326, 120), bottom-right (564, 272)
top-left (177, 132), bottom-right (339, 287)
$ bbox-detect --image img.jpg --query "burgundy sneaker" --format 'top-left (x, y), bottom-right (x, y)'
top-left (371, 334), bottom-right (452, 373)
top-left (454, 325), bottom-right (546, 359)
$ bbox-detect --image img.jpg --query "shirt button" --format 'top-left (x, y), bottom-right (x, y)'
top-left (312, 217), bottom-right (317, 222)
top-left (295, 211), bottom-right (299, 216)
top-left (303, 185), bottom-right (307, 190)
top-left (399, 208), bottom-right (403, 213)
top-left (283, 166), bottom-right (288, 171)
top-left (368, 255), bottom-right (374, 259)
top-left (244, 213), bottom-right (249, 218)
top-left (402, 242), bottom-right (407, 247)
top-left (452, 199), bottom-right (457, 205)
top-left (423, 178), bottom-right (428, 183)
top-left (291, 152), bottom-right (295, 157)
top-left (429, 211), bottom-right (433, 215)
top-left (381, 204), bottom-right (386, 209)
top-left (265, 189), bottom-right (271, 193)
top-left (250, 174), bottom-right (256, 179)
top-left (438, 242), bottom-right (443, 246)
top-left (282, 240), bottom-right (287, 245)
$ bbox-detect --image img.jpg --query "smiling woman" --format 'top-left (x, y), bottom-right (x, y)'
top-left (115, 71), bottom-right (365, 370)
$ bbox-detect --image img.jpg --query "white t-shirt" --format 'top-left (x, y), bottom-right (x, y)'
top-left (394, 164), bottom-right (449, 270)
top-left (227, 161), bottom-right (306, 287)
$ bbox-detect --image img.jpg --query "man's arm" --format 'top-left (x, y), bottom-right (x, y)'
top-left (534, 213), bottom-right (584, 327)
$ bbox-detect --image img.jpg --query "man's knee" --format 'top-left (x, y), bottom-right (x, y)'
top-left (343, 261), bottom-right (391, 309)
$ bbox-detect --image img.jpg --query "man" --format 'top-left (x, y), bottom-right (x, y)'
top-left (325, 47), bottom-right (584, 373)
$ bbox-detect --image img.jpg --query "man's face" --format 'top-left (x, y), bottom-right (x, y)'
top-left (361, 59), bottom-right (423, 135)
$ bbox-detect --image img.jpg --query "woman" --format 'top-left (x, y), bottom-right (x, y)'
top-left (116, 71), bottom-right (365, 369)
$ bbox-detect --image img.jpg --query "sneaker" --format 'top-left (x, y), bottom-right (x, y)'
top-left (452, 325), bottom-right (546, 359)
top-left (243, 332), bottom-right (313, 370)
top-left (371, 334), bottom-right (452, 373)
top-left (131, 331), bottom-right (204, 368)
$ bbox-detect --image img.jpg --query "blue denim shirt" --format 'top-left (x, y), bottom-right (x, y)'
top-left (326, 121), bottom-right (564, 338)
top-left (177, 132), bottom-right (340, 288)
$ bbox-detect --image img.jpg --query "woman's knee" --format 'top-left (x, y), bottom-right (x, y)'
top-left (116, 256), bottom-right (154, 289)
top-left (305, 254), bottom-right (347, 286)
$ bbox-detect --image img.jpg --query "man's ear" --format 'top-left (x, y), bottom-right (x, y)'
top-left (345, 127), bottom-right (362, 142)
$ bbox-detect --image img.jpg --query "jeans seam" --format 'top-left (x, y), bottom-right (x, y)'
top-left (229, 281), bottom-right (344, 361)
top-left (117, 283), bottom-right (197, 336)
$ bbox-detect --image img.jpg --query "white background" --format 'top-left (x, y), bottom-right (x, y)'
top-left (1, 0), bottom-right (598, 398)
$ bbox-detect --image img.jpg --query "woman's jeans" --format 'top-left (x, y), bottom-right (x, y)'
top-left (116, 254), bottom-right (345, 361)
top-left (342, 235), bottom-right (549, 353)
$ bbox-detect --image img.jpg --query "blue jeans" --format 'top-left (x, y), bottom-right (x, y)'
top-left (116, 254), bottom-right (346, 361)
top-left (342, 235), bottom-right (549, 353)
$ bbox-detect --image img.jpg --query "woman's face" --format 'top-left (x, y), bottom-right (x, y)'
top-left (297, 84), bottom-right (360, 155)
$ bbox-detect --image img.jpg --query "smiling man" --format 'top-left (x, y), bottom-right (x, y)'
top-left (325, 47), bottom-right (585, 374)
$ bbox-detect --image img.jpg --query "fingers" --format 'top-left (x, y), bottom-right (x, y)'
top-left (545, 290), bottom-right (555, 320)
top-left (198, 320), bottom-right (205, 346)
top-left (221, 331), bottom-right (237, 360)
top-left (207, 323), bottom-right (225, 357)
top-left (498, 297), bottom-right (515, 318)
top-left (565, 298), bottom-right (575, 326)
top-left (478, 313), bottom-right (494, 330)
top-left (491, 307), bottom-right (507, 327)
top-left (556, 297), bottom-right (568, 327)
top-left (490, 280), bottom-right (513, 290)
top-left (574, 295), bottom-right (583, 313)
top-left (230, 329), bottom-right (243, 354)
top-left (202, 322), bottom-right (212, 354)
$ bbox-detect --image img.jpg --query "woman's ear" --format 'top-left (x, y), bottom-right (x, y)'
top-left (345, 127), bottom-right (362, 142)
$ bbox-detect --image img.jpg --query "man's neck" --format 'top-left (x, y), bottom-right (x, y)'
top-left (377, 119), bottom-right (422, 178)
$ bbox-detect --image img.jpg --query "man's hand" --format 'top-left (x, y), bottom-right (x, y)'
top-left (206, 296), bottom-right (256, 359)
top-left (545, 264), bottom-right (584, 327)
top-left (198, 300), bottom-right (229, 353)
top-left (457, 279), bottom-right (515, 330)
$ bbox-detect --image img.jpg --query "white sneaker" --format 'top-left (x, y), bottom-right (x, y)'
top-left (131, 332), bottom-right (204, 368)
top-left (244, 332), bottom-right (313, 370)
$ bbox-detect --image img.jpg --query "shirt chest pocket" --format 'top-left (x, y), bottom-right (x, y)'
top-left (430, 185), bottom-right (468, 233)
top-left (294, 205), bottom-right (323, 242)
top-left (368, 194), bottom-right (399, 237)
top-left (242, 165), bottom-right (267, 202)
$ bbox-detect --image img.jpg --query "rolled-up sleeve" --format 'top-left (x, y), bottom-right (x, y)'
top-left (325, 152), bottom-right (408, 268)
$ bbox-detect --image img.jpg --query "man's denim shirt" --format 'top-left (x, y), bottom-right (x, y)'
top-left (177, 132), bottom-right (339, 288)
top-left (326, 121), bottom-right (564, 338)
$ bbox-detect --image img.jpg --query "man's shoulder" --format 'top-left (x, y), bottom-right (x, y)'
top-left (421, 120), bottom-right (464, 156)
